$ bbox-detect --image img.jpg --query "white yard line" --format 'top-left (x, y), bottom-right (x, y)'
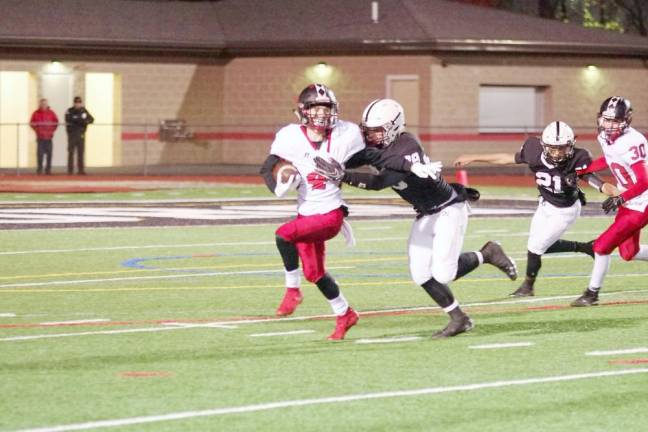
top-left (0, 326), bottom-right (188, 342)
top-left (0, 266), bottom-right (354, 289)
top-left (162, 322), bottom-right (238, 330)
top-left (0, 237), bottom-right (408, 256)
top-left (12, 369), bottom-right (648, 432)
top-left (3, 289), bottom-right (647, 343)
top-left (40, 319), bottom-right (110, 326)
top-left (585, 347), bottom-right (648, 356)
top-left (0, 312), bottom-right (17, 317)
top-left (469, 342), bottom-right (535, 350)
top-left (355, 336), bottom-right (422, 344)
top-left (249, 330), bottom-right (315, 337)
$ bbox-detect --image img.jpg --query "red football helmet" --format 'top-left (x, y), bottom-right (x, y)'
top-left (296, 84), bottom-right (338, 131)
top-left (598, 96), bottom-right (632, 142)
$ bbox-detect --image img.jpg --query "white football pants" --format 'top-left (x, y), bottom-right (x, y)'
top-left (408, 202), bottom-right (469, 285)
top-left (527, 198), bottom-right (581, 255)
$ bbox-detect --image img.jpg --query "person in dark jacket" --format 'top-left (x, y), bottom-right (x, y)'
top-left (29, 98), bottom-right (59, 175)
top-left (65, 96), bottom-right (94, 175)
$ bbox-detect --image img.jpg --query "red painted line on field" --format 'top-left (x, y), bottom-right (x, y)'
top-left (608, 358), bottom-right (648, 365)
top-left (2, 299), bottom-right (646, 330)
top-left (117, 371), bottom-right (175, 378)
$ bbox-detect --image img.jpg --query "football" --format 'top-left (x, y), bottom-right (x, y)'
top-left (273, 159), bottom-right (298, 183)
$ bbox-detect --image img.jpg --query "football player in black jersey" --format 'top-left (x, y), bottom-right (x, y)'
top-left (315, 99), bottom-right (518, 338)
top-left (454, 121), bottom-right (618, 297)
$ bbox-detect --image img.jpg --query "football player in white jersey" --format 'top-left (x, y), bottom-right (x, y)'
top-left (573, 96), bottom-right (648, 306)
top-left (454, 121), bottom-right (617, 297)
top-left (259, 84), bottom-right (363, 340)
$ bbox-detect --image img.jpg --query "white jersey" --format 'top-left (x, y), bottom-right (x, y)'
top-left (270, 121), bottom-right (364, 216)
top-left (597, 126), bottom-right (648, 212)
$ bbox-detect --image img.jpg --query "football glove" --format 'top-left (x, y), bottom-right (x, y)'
top-left (274, 172), bottom-right (299, 198)
top-left (314, 156), bottom-right (345, 183)
top-left (602, 195), bottom-right (624, 214)
top-left (411, 161), bottom-right (443, 180)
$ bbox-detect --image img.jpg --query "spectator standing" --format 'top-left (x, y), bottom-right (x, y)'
top-left (29, 98), bottom-right (59, 175)
top-left (65, 96), bottom-right (94, 175)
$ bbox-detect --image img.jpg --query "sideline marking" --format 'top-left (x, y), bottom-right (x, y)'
top-left (40, 319), bottom-right (110, 326)
top-left (586, 347), bottom-right (648, 356)
top-left (13, 369), bottom-right (648, 432)
top-left (0, 313), bottom-right (16, 317)
top-left (469, 342), bottom-right (535, 350)
top-left (249, 330), bottom-right (315, 338)
top-left (355, 336), bottom-right (422, 344)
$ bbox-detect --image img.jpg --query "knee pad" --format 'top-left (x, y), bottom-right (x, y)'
top-left (431, 269), bottom-right (456, 285)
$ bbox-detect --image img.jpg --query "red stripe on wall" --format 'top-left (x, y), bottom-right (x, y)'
top-left (120, 131), bottom-right (600, 142)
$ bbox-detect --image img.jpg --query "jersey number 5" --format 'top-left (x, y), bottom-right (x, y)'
top-left (535, 172), bottom-right (562, 192)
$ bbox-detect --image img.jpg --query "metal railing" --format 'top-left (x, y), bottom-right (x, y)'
top-left (1, 122), bottom-right (643, 176)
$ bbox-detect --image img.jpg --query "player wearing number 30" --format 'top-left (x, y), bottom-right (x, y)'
top-left (454, 121), bottom-right (617, 297)
top-left (571, 97), bottom-right (648, 306)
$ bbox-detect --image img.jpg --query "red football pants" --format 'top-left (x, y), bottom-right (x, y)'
top-left (594, 205), bottom-right (648, 260)
top-left (275, 208), bottom-right (344, 282)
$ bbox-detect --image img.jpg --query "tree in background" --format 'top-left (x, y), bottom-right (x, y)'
top-left (457, 0), bottom-right (647, 36)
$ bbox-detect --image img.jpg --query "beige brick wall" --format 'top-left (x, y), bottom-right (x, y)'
top-left (2, 54), bottom-right (647, 168)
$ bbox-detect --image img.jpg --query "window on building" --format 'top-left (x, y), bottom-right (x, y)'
top-left (479, 85), bottom-right (545, 133)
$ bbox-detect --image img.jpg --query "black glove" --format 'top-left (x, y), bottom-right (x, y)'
top-left (565, 172), bottom-right (578, 188)
top-left (602, 195), bottom-right (625, 214)
top-left (314, 156), bottom-right (345, 183)
top-left (578, 189), bottom-right (587, 206)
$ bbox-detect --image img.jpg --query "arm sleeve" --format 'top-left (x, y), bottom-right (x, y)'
top-left (576, 156), bottom-right (608, 175)
top-left (259, 154), bottom-right (281, 193)
top-left (580, 173), bottom-right (604, 192)
top-left (343, 169), bottom-right (409, 191)
top-left (344, 148), bottom-right (372, 170)
top-left (620, 162), bottom-right (648, 202)
top-left (85, 110), bottom-right (95, 124)
top-left (29, 112), bottom-right (37, 129)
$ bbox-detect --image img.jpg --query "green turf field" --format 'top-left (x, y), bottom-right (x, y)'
top-left (1, 206), bottom-right (647, 430)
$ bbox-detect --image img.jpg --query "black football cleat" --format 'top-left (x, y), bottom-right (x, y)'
top-left (480, 241), bottom-right (518, 281)
top-left (510, 278), bottom-right (535, 297)
top-left (432, 315), bottom-right (474, 338)
top-left (570, 289), bottom-right (599, 307)
top-left (577, 240), bottom-right (595, 259)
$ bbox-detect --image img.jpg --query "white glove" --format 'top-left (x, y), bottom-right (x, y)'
top-left (274, 173), bottom-right (299, 197)
top-left (411, 161), bottom-right (443, 180)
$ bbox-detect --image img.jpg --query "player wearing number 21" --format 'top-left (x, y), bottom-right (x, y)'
top-left (454, 121), bottom-right (617, 298)
top-left (571, 97), bottom-right (648, 306)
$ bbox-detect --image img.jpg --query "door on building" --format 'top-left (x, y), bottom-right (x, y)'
top-left (85, 72), bottom-right (120, 167)
top-left (0, 71), bottom-right (32, 169)
top-left (387, 75), bottom-right (419, 137)
top-left (41, 73), bottom-right (74, 167)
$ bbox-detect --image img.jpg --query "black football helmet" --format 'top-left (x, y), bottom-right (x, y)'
top-left (296, 84), bottom-right (338, 131)
top-left (598, 96), bottom-right (632, 142)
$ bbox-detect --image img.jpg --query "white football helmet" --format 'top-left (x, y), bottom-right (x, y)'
top-left (360, 99), bottom-right (405, 147)
top-left (541, 121), bottom-right (575, 165)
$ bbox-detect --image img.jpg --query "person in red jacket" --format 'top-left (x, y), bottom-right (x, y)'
top-left (29, 99), bottom-right (59, 175)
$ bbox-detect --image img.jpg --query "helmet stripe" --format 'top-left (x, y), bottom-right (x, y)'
top-left (364, 99), bottom-right (382, 123)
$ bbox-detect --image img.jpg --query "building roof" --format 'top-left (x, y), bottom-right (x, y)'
top-left (1, 0), bottom-right (647, 57)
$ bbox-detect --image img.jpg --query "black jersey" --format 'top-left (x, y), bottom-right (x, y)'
top-left (344, 133), bottom-right (457, 215)
top-left (515, 137), bottom-right (592, 207)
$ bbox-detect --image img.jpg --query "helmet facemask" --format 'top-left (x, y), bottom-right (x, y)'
top-left (300, 103), bottom-right (337, 132)
top-left (542, 142), bottom-right (574, 165)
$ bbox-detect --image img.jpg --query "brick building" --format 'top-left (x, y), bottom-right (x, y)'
top-left (0, 0), bottom-right (647, 171)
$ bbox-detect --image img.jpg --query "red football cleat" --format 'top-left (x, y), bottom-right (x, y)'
top-left (276, 288), bottom-right (303, 316)
top-left (327, 307), bottom-right (359, 340)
